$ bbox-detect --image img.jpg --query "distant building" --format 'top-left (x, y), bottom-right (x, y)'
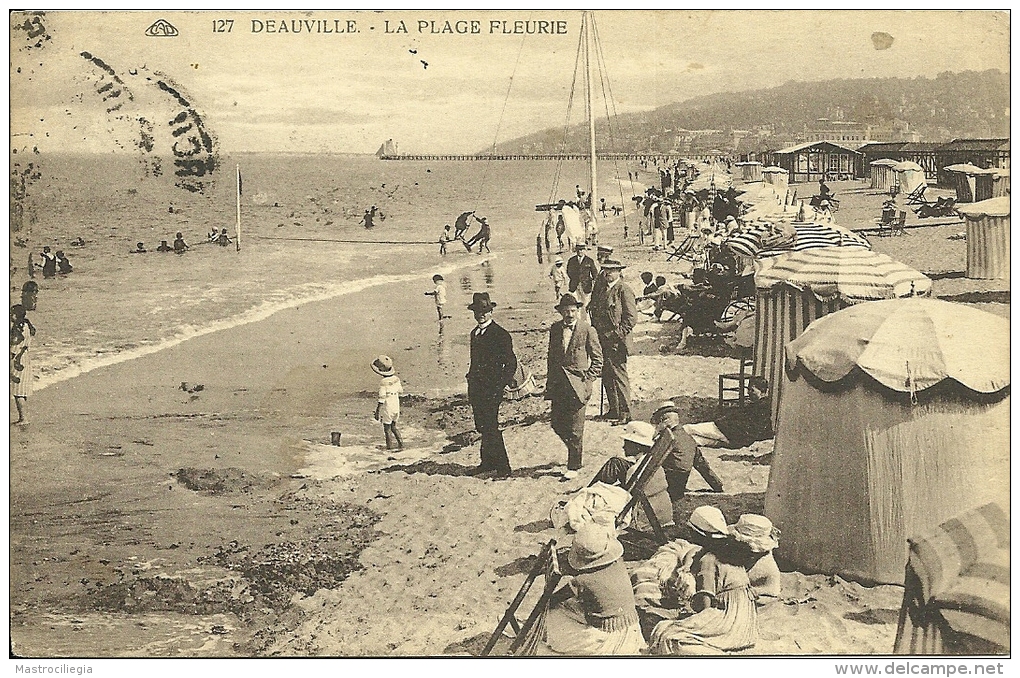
top-left (859, 138), bottom-right (1010, 187)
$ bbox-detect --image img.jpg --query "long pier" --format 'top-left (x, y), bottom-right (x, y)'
top-left (378, 153), bottom-right (725, 162)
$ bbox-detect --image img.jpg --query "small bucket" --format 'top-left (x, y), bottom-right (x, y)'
top-left (330, 431), bottom-right (342, 446)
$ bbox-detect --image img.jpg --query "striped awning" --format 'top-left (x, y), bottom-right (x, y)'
top-left (897, 502), bottom-right (1010, 653)
top-left (754, 247), bottom-right (930, 302)
top-left (725, 223), bottom-right (871, 259)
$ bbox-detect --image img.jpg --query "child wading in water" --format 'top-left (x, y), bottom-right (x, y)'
top-left (372, 355), bottom-right (404, 450)
top-left (424, 274), bottom-right (447, 320)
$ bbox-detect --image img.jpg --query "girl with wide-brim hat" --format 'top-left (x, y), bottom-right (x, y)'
top-left (541, 523), bottom-right (646, 655)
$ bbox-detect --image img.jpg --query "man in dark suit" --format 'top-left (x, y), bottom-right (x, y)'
top-left (565, 243), bottom-right (599, 307)
top-left (589, 260), bottom-right (638, 425)
top-left (546, 293), bottom-right (603, 480)
top-left (465, 292), bottom-right (518, 478)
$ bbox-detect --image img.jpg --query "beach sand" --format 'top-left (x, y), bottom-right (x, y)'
top-left (9, 164), bottom-right (1007, 657)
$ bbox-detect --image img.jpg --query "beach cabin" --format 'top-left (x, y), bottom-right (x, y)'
top-left (897, 142), bottom-right (941, 182)
top-left (752, 248), bottom-right (931, 428)
top-left (760, 166), bottom-right (789, 194)
top-left (991, 168), bottom-right (1010, 197)
top-left (765, 299), bottom-right (1009, 585)
top-left (870, 159), bottom-right (899, 191)
top-left (944, 164), bottom-right (996, 203)
top-left (773, 141), bottom-right (863, 183)
top-left (734, 161), bottom-right (762, 182)
top-left (936, 138), bottom-right (1010, 186)
top-left (892, 161), bottom-right (927, 197)
top-left (957, 197), bottom-right (1010, 280)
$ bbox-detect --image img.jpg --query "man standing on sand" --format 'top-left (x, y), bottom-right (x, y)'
top-left (566, 243), bottom-right (599, 308)
top-left (546, 293), bottom-right (603, 480)
top-left (465, 292), bottom-right (518, 479)
top-left (589, 260), bottom-right (637, 425)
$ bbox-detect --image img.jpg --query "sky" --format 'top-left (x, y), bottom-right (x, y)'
top-left (9, 9), bottom-right (1011, 154)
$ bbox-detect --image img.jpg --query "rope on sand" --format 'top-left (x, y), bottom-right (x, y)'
top-left (251, 234), bottom-right (440, 245)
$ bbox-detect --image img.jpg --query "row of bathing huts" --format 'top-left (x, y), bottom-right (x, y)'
top-left (740, 138), bottom-right (1009, 202)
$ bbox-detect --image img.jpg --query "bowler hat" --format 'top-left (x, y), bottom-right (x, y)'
top-left (568, 523), bottom-right (625, 572)
top-left (554, 293), bottom-right (583, 310)
top-left (371, 355), bottom-right (395, 377)
top-left (467, 292), bottom-right (497, 312)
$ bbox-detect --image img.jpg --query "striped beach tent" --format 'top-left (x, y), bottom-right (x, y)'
top-left (766, 299), bottom-right (1009, 587)
top-left (724, 222), bottom-right (871, 260)
top-left (870, 158), bottom-right (899, 191)
top-left (753, 248), bottom-right (931, 427)
top-left (957, 196), bottom-right (1009, 280)
top-left (761, 166), bottom-right (789, 193)
top-left (895, 502), bottom-right (1009, 654)
top-left (990, 168), bottom-right (1009, 198)
top-left (944, 164), bottom-right (996, 203)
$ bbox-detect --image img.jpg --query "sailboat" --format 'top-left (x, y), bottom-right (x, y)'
top-left (535, 11), bottom-right (627, 258)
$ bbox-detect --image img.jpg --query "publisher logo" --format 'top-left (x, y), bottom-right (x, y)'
top-left (145, 19), bottom-right (179, 37)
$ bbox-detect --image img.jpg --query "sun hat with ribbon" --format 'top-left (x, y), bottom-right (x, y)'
top-left (621, 420), bottom-right (656, 448)
top-left (650, 400), bottom-right (680, 424)
top-left (371, 355), bottom-right (395, 377)
top-left (568, 522), bottom-right (625, 572)
top-left (728, 514), bottom-right (780, 553)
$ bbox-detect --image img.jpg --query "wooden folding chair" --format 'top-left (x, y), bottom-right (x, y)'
top-left (664, 234), bottom-right (698, 262)
top-left (616, 428), bottom-right (675, 545)
top-left (482, 539), bottom-right (564, 656)
top-left (891, 210), bottom-right (907, 236)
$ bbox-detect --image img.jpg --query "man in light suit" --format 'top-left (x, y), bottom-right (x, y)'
top-left (546, 293), bottom-right (603, 480)
top-left (466, 292), bottom-right (518, 478)
top-left (589, 260), bottom-right (638, 425)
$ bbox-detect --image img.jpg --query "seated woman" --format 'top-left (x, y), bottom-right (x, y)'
top-left (590, 421), bottom-right (675, 532)
top-left (727, 514), bottom-right (782, 603)
top-left (683, 377), bottom-right (773, 449)
top-left (649, 506), bottom-right (760, 655)
top-left (542, 522), bottom-right (647, 655)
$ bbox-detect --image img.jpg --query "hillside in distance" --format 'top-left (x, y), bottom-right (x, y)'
top-left (493, 69), bottom-right (1009, 154)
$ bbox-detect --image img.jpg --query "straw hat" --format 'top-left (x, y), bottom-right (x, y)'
top-left (621, 421), bottom-right (656, 448)
top-left (555, 293), bottom-right (583, 310)
top-left (568, 522), bottom-right (624, 572)
top-left (554, 256), bottom-right (564, 265)
top-left (467, 292), bottom-right (496, 312)
top-left (601, 259), bottom-right (626, 270)
top-left (728, 514), bottom-right (780, 553)
top-left (687, 506), bottom-right (729, 540)
top-left (650, 400), bottom-right (680, 424)
top-left (371, 355), bottom-right (394, 377)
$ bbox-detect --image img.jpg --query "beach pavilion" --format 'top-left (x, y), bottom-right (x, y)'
top-left (956, 196), bottom-right (1010, 280)
top-left (869, 159), bottom-right (899, 192)
top-left (752, 247), bottom-right (931, 427)
top-left (764, 298), bottom-right (1009, 585)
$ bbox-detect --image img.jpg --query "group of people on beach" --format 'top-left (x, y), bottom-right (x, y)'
top-left (439, 210), bottom-right (494, 255)
top-left (28, 246), bottom-right (72, 279)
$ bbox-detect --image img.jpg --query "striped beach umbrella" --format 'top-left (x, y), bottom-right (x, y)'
top-left (752, 247), bottom-right (931, 427)
top-left (724, 222), bottom-right (870, 259)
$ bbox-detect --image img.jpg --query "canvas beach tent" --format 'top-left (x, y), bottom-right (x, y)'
top-left (955, 196), bottom-right (1010, 280)
top-left (761, 166), bottom-right (789, 194)
top-left (734, 161), bottom-right (763, 182)
top-left (870, 158), bottom-right (899, 191)
top-left (943, 163), bottom-right (996, 203)
top-left (990, 168), bottom-right (1009, 198)
top-left (892, 161), bottom-right (927, 196)
top-left (764, 298), bottom-right (1009, 585)
top-left (752, 247), bottom-right (931, 427)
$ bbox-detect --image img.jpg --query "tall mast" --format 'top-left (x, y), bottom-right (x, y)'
top-left (584, 11), bottom-right (597, 211)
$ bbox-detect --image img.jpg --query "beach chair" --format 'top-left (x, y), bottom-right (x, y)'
top-left (615, 428), bottom-right (675, 545)
top-left (664, 233), bottom-right (698, 262)
top-left (719, 353), bottom-right (754, 407)
top-left (891, 210), bottom-right (907, 237)
top-left (482, 539), bottom-right (564, 656)
top-left (894, 502), bottom-right (1009, 655)
top-left (904, 184), bottom-right (927, 207)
